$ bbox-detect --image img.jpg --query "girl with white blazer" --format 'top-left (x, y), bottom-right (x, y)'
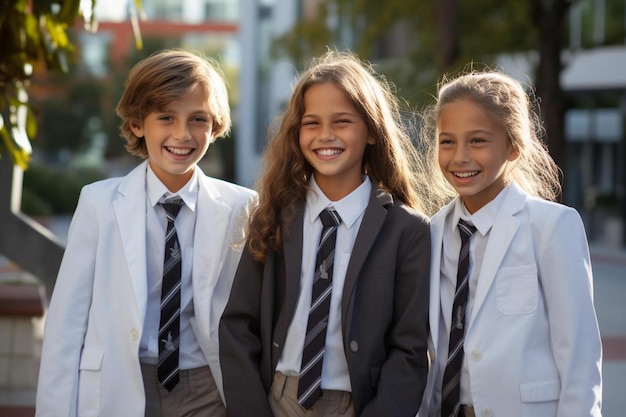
top-left (417, 70), bottom-right (602, 417)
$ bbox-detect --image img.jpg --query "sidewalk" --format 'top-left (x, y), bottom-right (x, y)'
top-left (589, 243), bottom-right (626, 417)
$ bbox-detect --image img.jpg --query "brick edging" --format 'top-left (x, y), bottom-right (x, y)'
top-left (0, 284), bottom-right (45, 317)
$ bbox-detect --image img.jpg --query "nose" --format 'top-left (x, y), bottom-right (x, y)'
top-left (319, 123), bottom-right (335, 141)
top-left (174, 121), bottom-right (191, 140)
top-left (452, 143), bottom-right (470, 163)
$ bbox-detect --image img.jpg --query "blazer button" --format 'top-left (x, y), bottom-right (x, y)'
top-left (131, 328), bottom-right (139, 341)
top-left (469, 350), bottom-right (482, 362)
top-left (349, 341), bottom-right (358, 352)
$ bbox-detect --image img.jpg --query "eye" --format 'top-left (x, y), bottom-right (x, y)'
top-left (301, 120), bottom-right (318, 126)
top-left (439, 138), bottom-right (453, 146)
top-left (191, 116), bottom-right (209, 123)
top-left (158, 115), bottom-right (173, 121)
top-left (470, 137), bottom-right (487, 144)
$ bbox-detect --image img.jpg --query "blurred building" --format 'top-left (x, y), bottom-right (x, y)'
top-left (561, 46), bottom-right (626, 245)
top-left (235, 0), bottom-right (413, 188)
top-left (35, 0), bottom-right (241, 177)
top-left (237, 0), bottom-right (626, 247)
top-left (142, 0), bottom-right (237, 22)
top-left (78, 0), bottom-right (626, 244)
top-left (95, 0), bottom-right (238, 22)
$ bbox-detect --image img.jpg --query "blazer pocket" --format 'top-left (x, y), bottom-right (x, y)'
top-left (520, 379), bottom-right (560, 417)
top-left (495, 265), bottom-right (538, 314)
top-left (77, 348), bottom-right (104, 417)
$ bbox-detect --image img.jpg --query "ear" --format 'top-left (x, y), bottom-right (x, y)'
top-left (129, 119), bottom-right (144, 138)
top-left (366, 135), bottom-right (376, 145)
top-left (507, 146), bottom-right (520, 162)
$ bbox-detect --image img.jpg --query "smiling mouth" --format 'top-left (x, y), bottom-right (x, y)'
top-left (166, 146), bottom-right (193, 156)
top-left (453, 171), bottom-right (479, 178)
top-left (315, 148), bottom-right (343, 156)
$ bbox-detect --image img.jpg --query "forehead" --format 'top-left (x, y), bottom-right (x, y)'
top-left (154, 86), bottom-right (210, 111)
top-left (302, 82), bottom-right (356, 112)
top-left (438, 99), bottom-right (502, 132)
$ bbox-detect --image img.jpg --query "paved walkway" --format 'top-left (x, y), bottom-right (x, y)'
top-left (590, 244), bottom-right (626, 417)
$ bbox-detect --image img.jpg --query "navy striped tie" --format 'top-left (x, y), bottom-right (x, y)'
top-left (441, 219), bottom-right (476, 417)
top-left (158, 198), bottom-right (184, 392)
top-left (297, 208), bottom-right (342, 409)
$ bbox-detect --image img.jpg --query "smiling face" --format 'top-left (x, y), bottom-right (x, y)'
top-left (130, 88), bottom-right (213, 192)
top-left (299, 82), bottom-right (374, 200)
top-left (437, 98), bottom-right (518, 213)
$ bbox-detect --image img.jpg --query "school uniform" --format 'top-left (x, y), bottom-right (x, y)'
top-left (219, 176), bottom-right (431, 417)
top-left (419, 182), bottom-right (602, 417)
top-left (36, 160), bottom-right (257, 417)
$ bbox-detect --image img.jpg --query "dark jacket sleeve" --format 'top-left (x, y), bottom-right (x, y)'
top-left (359, 211), bottom-right (431, 417)
top-left (219, 245), bottom-right (274, 417)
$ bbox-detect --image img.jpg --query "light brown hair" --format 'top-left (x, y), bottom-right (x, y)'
top-left (116, 49), bottom-right (231, 158)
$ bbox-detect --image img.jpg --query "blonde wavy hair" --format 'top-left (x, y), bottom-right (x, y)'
top-left (420, 69), bottom-right (562, 213)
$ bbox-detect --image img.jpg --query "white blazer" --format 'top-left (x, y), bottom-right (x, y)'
top-left (419, 183), bottom-right (602, 417)
top-left (36, 161), bottom-right (257, 417)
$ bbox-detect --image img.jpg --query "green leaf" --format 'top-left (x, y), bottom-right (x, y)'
top-left (0, 0), bottom-right (152, 169)
top-left (1, 123), bottom-right (30, 169)
top-left (57, 0), bottom-right (81, 25)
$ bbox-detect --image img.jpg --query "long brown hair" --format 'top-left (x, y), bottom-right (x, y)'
top-left (248, 50), bottom-right (427, 261)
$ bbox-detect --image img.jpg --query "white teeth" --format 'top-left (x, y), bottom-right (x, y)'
top-left (167, 147), bottom-right (192, 155)
top-left (455, 171), bottom-right (478, 178)
top-left (316, 149), bottom-right (342, 156)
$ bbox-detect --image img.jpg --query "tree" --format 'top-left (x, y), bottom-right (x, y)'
top-left (0, 0), bottom-right (142, 293)
top-left (272, 0), bottom-right (600, 199)
top-left (533, 0), bottom-right (572, 182)
top-left (1, 0), bottom-right (85, 168)
top-left (0, 0), bottom-right (144, 169)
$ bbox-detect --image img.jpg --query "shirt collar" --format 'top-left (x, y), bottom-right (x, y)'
top-left (450, 184), bottom-right (511, 237)
top-left (306, 176), bottom-right (371, 229)
top-left (146, 164), bottom-right (199, 212)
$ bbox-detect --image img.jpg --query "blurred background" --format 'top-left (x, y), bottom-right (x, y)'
top-left (1, 0), bottom-right (625, 415)
top-left (2, 0), bottom-right (626, 242)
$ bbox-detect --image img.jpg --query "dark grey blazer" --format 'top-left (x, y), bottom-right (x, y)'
top-left (219, 183), bottom-right (431, 417)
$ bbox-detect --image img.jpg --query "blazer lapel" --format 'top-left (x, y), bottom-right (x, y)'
top-left (282, 202), bottom-right (305, 322)
top-left (113, 161), bottom-right (150, 325)
top-left (341, 185), bottom-right (391, 327)
top-left (429, 201), bottom-right (455, 349)
top-left (192, 173), bottom-right (232, 337)
top-left (469, 185), bottom-right (526, 325)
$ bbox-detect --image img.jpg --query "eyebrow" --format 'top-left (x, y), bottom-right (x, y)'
top-left (302, 111), bottom-right (357, 118)
top-left (438, 128), bottom-right (493, 136)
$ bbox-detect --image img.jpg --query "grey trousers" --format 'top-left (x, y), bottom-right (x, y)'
top-left (141, 363), bottom-right (226, 417)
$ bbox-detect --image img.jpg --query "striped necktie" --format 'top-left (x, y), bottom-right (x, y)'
top-left (441, 219), bottom-right (476, 417)
top-left (297, 208), bottom-right (342, 409)
top-left (158, 198), bottom-right (184, 392)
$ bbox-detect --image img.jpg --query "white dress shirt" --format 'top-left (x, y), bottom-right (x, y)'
top-left (276, 175), bottom-right (371, 392)
top-left (438, 185), bottom-right (510, 406)
top-left (140, 165), bottom-right (207, 369)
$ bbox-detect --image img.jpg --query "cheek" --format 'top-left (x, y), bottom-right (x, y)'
top-left (437, 149), bottom-right (447, 168)
top-left (298, 130), bottom-right (308, 150)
